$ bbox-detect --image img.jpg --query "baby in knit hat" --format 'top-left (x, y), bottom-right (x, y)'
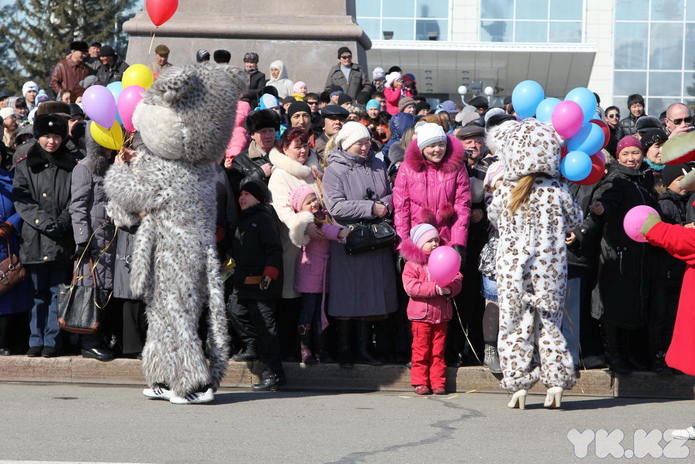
top-left (289, 184), bottom-right (349, 364)
top-left (399, 223), bottom-right (462, 395)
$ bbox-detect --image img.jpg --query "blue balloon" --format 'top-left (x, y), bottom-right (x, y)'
top-left (567, 122), bottom-right (604, 155)
top-left (535, 97), bottom-right (561, 123)
top-left (106, 81), bottom-right (123, 101)
top-left (561, 151), bottom-right (592, 182)
top-left (512, 80), bottom-right (545, 120)
top-left (565, 87), bottom-right (597, 124)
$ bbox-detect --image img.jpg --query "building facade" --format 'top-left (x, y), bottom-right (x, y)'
top-left (357, 0), bottom-right (695, 116)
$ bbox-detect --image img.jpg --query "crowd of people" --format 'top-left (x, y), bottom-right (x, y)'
top-left (0, 38), bottom-right (693, 395)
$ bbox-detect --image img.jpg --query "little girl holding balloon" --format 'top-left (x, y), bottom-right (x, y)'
top-left (399, 223), bottom-right (462, 395)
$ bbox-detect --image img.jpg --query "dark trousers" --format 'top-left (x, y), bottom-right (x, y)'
top-left (27, 262), bottom-right (72, 348)
top-left (649, 281), bottom-right (680, 354)
top-left (232, 296), bottom-right (284, 378)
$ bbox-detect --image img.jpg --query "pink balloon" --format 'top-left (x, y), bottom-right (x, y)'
top-left (117, 85), bottom-right (146, 133)
top-left (82, 85), bottom-right (117, 128)
top-left (427, 245), bottom-right (461, 287)
top-left (623, 205), bottom-right (659, 242)
top-left (552, 100), bottom-right (584, 139)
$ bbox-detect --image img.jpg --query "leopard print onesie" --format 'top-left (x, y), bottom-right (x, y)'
top-left (487, 118), bottom-right (583, 392)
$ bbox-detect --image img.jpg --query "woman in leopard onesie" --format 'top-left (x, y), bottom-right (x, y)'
top-left (487, 118), bottom-right (583, 409)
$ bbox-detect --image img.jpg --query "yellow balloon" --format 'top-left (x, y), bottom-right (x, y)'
top-left (90, 121), bottom-right (123, 150)
top-left (122, 64), bottom-right (154, 89)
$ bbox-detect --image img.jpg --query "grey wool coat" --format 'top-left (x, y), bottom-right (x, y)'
top-left (69, 134), bottom-right (116, 289)
top-left (322, 148), bottom-right (397, 318)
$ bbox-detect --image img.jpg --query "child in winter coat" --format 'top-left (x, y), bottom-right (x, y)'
top-left (400, 223), bottom-right (462, 395)
top-left (231, 179), bottom-right (285, 391)
top-left (289, 184), bottom-right (349, 364)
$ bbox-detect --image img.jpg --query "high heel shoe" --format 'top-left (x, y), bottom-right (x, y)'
top-left (507, 389), bottom-right (527, 410)
top-left (544, 386), bottom-right (563, 408)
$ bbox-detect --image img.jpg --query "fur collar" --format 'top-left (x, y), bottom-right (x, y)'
top-left (27, 142), bottom-right (75, 171)
top-left (402, 134), bottom-right (465, 174)
top-left (83, 132), bottom-right (114, 177)
top-left (269, 147), bottom-right (320, 179)
top-left (398, 237), bottom-right (429, 264)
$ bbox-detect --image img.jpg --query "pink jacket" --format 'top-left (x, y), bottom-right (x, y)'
top-left (384, 86), bottom-right (413, 116)
top-left (399, 237), bottom-right (462, 323)
top-left (290, 211), bottom-right (344, 294)
top-left (393, 135), bottom-right (472, 247)
top-left (225, 101), bottom-right (252, 162)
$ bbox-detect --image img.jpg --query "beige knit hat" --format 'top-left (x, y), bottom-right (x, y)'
top-left (335, 121), bottom-right (371, 150)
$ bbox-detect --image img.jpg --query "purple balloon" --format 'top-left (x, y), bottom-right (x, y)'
top-left (552, 100), bottom-right (584, 139)
top-left (82, 85), bottom-right (117, 128)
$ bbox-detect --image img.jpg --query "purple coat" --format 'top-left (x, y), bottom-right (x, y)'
top-left (393, 135), bottom-right (471, 247)
top-left (322, 148), bottom-right (397, 318)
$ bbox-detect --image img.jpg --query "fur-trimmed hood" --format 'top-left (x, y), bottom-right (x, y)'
top-left (83, 130), bottom-right (114, 177)
top-left (402, 134), bottom-right (465, 174)
top-left (398, 236), bottom-right (448, 264)
top-left (268, 147), bottom-right (320, 179)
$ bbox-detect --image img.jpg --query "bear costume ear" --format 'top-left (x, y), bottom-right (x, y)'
top-left (146, 65), bottom-right (200, 107)
top-left (220, 65), bottom-right (250, 94)
top-left (661, 131), bottom-right (695, 191)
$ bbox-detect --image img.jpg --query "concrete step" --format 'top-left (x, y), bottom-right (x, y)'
top-left (1, 355), bottom-right (693, 398)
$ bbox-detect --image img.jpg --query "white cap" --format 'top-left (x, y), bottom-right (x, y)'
top-left (335, 121), bottom-right (371, 150)
top-left (416, 123), bottom-right (447, 150)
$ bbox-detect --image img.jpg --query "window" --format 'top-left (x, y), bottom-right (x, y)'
top-left (479, 0), bottom-right (583, 43)
top-left (614, 0), bottom-right (695, 117)
top-left (355, 0), bottom-right (450, 41)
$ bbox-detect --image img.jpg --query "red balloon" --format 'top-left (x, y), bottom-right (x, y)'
top-left (560, 145), bottom-right (568, 158)
top-left (574, 155), bottom-right (605, 185)
top-left (590, 119), bottom-right (611, 149)
top-left (146, 0), bottom-right (178, 27)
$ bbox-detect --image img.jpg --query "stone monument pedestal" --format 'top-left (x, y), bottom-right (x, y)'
top-left (123, 0), bottom-right (371, 94)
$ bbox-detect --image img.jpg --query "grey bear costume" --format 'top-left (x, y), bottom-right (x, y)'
top-left (104, 64), bottom-right (248, 403)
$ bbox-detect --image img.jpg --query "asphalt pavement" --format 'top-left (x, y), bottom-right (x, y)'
top-left (1, 383), bottom-right (694, 464)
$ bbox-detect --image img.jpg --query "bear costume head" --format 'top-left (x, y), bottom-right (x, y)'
top-left (132, 64), bottom-right (249, 165)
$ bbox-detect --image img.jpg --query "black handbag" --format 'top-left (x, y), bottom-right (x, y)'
top-left (57, 259), bottom-right (103, 334)
top-left (344, 219), bottom-right (397, 255)
top-left (0, 238), bottom-right (26, 296)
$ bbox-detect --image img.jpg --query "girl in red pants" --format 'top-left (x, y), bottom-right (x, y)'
top-left (400, 223), bottom-right (462, 395)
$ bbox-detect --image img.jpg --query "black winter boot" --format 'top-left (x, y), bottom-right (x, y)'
top-left (337, 319), bottom-right (354, 368)
top-left (602, 323), bottom-right (631, 375)
top-left (355, 321), bottom-right (382, 365)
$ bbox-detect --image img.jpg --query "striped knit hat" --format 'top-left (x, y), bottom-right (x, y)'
top-left (410, 223), bottom-right (439, 249)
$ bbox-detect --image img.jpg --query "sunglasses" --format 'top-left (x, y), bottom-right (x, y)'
top-left (340, 55), bottom-right (352, 59)
top-left (606, 113), bottom-right (620, 118)
top-left (306, 101), bottom-right (319, 105)
top-left (671, 116), bottom-right (693, 125)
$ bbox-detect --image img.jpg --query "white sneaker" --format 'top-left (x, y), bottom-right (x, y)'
top-left (169, 388), bottom-right (214, 405)
top-left (671, 426), bottom-right (695, 440)
top-left (143, 384), bottom-right (174, 400)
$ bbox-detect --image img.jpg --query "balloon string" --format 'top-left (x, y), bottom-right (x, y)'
top-left (147, 31), bottom-right (157, 59)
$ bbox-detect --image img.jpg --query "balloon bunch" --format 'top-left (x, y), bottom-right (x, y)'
top-left (512, 81), bottom-right (611, 185)
top-left (81, 65), bottom-right (154, 150)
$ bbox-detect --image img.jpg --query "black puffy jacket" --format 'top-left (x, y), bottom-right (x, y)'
top-left (13, 142), bottom-right (77, 264)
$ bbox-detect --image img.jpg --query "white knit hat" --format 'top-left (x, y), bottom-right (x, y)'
top-left (335, 121), bottom-right (371, 150)
top-left (22, 81), bottom-right (39, 95)
top-left (385, 72), bottom-right (402, 87)
top-left (373, 67), bottom-right (386, 81)
top-left (416, 123), bottom-right (447, 150)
